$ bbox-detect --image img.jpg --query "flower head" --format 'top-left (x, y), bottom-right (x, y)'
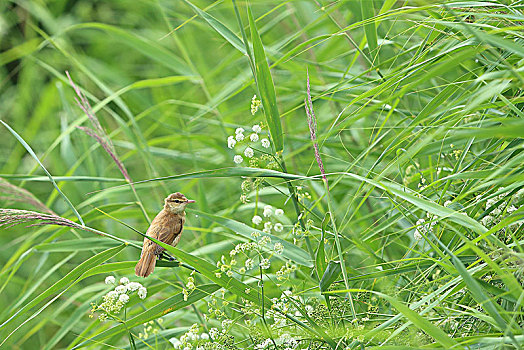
top-left (127, 282), bottom-right (142, 292)
top-left (235, 127), bottom-right (245, 135)
top-left (251, 96), bottom-right (262, 115)
top-left (261, 138), bottom-right (270, 148)
top-left (275, 208), bottom-right (284, 216)
top-left (252, 124), bottom-right (262, 133)
top-left (115, 285), bottom-right (127, 294)
top-left (263, 205), bottom-right (273, 217)
top-left (260, 258), bottom-right (270, 270)
top-left (244, 147), bottom-right (254, 158)
top-left (245, 258), bottom-right (255, 270)
top-left (119, 294), bottom-right (130, 303)
top-left (105, 276), bottom-right (116, 285)
top-left (250, 133), bottom-right (259, 142)
top-left (138, 287), bottom-right (147, 299)
top-left (119, 277), bottom-right (129, 285)
top-left (234, 155), bottom-right (243, 164)
top-left (274, 223), bottom-right (283, 232)
top-left (252, 215), bottom-right (263, 225)
top-left (235, 133), bottom-right (245, 142)
top-left (227, 136), bottom-right (236, 149)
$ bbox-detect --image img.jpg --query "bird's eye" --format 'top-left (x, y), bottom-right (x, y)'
top-left (174, 199), bottom-right (181, 203)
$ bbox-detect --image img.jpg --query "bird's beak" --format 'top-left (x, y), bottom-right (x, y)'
top-left (186, 199), bottom-right (196, 203)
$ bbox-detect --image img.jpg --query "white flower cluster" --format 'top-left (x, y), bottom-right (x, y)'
top-left (253, 205), bottom-right (285, 234)
top-left (228, 124), bottom-right (270, 165)
top-left (252, 291), bottom-right (300, 349)
top-left (91, 276), bottom-right (147, 321)
top-left (413, 214), bottom-right (437, 241)
top-left (215, 254), bottom-right (239, 278)
top-left (251, 94), bottom-right (262, 115)
top-left (276, 261), bottom-right (297, 282)
top-left (182, 272), bottom-right (196, 301)
top-left (478, 188), bottom-right (522, 231)
top-left (169, 323), bottom-right (211, 350)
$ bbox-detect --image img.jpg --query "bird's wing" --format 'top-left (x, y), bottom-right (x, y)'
top-left (157, 216), bottom-right (183, 245)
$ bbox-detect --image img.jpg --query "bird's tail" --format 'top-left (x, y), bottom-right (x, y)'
top-left (135, 252), bottom-right (156, 277)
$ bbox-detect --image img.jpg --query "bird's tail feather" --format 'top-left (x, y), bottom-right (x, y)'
top-left (135, 252), bottom-right (156, 277)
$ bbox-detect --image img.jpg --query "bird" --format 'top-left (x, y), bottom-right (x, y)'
top-left (135, 192), bottom-right (195, 277)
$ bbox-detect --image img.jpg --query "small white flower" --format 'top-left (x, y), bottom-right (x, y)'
top-left (481, 215), bottom-right (493, 226)
top-left (119, 294), bottom-right (130, 303)
top-left (169, 338), bottom-right (182, 347)
top-left (235, 133), bottom-right (245, 141)
top-left (138, 287), bottom-right (147, 299)
top-left (201, 333), bottom-right (209, 340)
top-left (244, 147), bottom-right (254, 158)
top-left (119, 277), bottom-right (129, 285)
top-left (274, 223), bottom-right (283, 232)
top-left (444, 200), bottom-right (452, 207)
top-left (235, 127), bottom-right (245, 134)
top-left (105, 276), bottom-right (116, 285)
top-left (106, 291), bottom-right (118, 300)
top-left (245, 258), bottom-right (254, 270)
top-left (252, 124), bottom-right (262, 133)
top-left (127, 282), bottom-right (142, 291)
top-left (234, 155), bottom-right (243, 164)
top-left (264, 222), bottom-right (273, 231)
top-left (261, 138), bottom-right (270, 148)
top-left (414, 229), bottom-right (423, 240)
top-left (222, 319), bottom-right (232, 329)
top-left (115, 285), bottom-right (127, 294)
top-left (227, 136), bottom-right (236, 149)
top-left (260, 258), bottom-right (270, 269)
top-left (250, 133), bottom-right (259, 142)
top-left (275, 209), bottom-right (284, 216)
top-left (263, 205), bottom-right (273, 217)
top-left (259, 235), bottom-right (271, 246)
top-left (274, 242), bottom-right (284, 254)
top-left (252, 215), bottom-right (263, 225)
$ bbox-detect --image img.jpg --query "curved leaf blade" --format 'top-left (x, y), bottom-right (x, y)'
top-left (248, 7), bottom-right (283, 152)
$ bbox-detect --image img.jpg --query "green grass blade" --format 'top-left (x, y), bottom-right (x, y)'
top-left (247, 6), bottom-right (283, 153)
top-left (183, 0), bottom-right (246, 54)
top-left (360, 0), bottom-right (378, 58)
top-left (34, 238), bottom-right (121, 252)
top-left (375, 291), bottom-right (460, 348)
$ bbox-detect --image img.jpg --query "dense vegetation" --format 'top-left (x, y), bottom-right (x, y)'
top-left (1, 0), bottom-right (523, 349)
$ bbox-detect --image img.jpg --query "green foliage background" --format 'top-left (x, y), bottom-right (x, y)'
top-left (0, 0), bottom-right (523, 349)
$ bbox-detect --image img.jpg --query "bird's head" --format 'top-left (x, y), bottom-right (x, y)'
top-left (164, 192), bottom-right (195, 214)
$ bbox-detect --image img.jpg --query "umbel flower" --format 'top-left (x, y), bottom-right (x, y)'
top-left (90, 276), bottom-right (147, 321)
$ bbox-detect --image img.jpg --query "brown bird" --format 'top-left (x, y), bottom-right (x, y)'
top-left (135, 192), bottom-right (195, 277)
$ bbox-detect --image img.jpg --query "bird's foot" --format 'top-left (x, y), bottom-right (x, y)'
top-left (160, 253), bottom-right (176, 262)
